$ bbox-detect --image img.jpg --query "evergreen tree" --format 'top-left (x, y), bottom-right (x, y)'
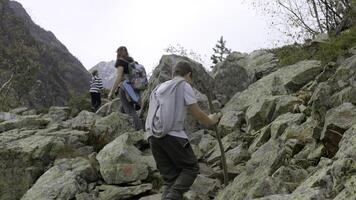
top-left (210, 36), bottom-right (231, 66)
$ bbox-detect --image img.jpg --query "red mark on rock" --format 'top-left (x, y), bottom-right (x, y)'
top-left (122, 164), bottom-right (134, 177)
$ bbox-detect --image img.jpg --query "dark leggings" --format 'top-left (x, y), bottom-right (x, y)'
top-left (90, 92), bottom-right (101, 112)
top-left (149, 135), bottom-right (199, 200)
top-left (119, 87), bottom-right (143, 130)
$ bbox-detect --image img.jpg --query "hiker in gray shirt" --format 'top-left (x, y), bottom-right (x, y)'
top-left (146, 61), bottom-right (221, 200)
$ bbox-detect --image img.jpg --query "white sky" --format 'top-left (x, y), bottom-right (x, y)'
top-left (16, 0), bottom-right (286, 72)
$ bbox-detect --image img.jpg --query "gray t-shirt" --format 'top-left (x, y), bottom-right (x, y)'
top-left (153, 80), bottom-right (197, 139)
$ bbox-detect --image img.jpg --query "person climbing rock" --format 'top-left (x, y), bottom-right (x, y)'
top-left (89, 70), bottom-right (103, 112)
top-left (145, 61), bottom-right (221, 200)
top-left (108, 46), bottom-right (143, 130)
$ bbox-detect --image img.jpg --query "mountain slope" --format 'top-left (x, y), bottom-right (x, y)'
top-left (0, 0), bottom-right (91, 110)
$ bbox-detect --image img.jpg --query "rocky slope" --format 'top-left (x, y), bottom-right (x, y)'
top-left (1, 45), bottom-right (356, 199)
top-left (0, 0), bottom-right (91, 110)
top-left (89, 61), bottom-right (116, 89)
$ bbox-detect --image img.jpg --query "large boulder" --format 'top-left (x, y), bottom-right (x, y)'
top-left (0, 115), bottom-right (50, 133)
top-left (61, 110), bottom-right (100, 131)
top-left (270, 113), bottom-right (305, 139)
top-left (96, 98), bottom-right (122, 117)
top-left (21, 157), bottom-right (98, 200)
top-left (216, 139), bottom-right (287, 199)
top-left (222, 60), bottom-right (322, 114)
top-left (287, 158), bottom-right (355, 199)
top-left (184, 175), bottom-right (221, 200)
top-left (321, 103), bottom-right (356, 157)
top-left (96, 131), bottom-right (151, 184)
top-left (92, 112), bottom-right (134, 147)
top-left (140, 55), bottom-right (215, 118)
top-left (0, 126), bottom-right (93, 200)
top-left (213, 50), bottom-right (278, 105)
top-left (335, 124), bottom-right (356, 160)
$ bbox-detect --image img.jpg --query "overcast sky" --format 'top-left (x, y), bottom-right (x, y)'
top-left (16, 0), bottom-right (286, 72)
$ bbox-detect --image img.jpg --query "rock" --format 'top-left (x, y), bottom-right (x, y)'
top-left (248, 125), bottom-right (271, 153)
top-left (349, 46), bottom-right (356, 55)
top-left (288, 158), bottom-right (355, 199)
top-left (310, 82), bottom-right (333, 122)
top-left (271, 166), bottom-right (308, 192)
top-left (97, 184), bottom-right (152, 200)
top-left (270, 113), bottom-right (305, 139)
top-left (9, 107), bottom-right (28, 115)
top-left (22, 109), bottom-right (37, 116)
top-left (21, 157), bottom-right (98, 200)
top-left (281, 117), bottom-right (319, 144)
top-left (218, 111), bottom-right (245, 136)
top-left (333, 175), bottom-right (356, 200)
top-left (188, 130), bottom-right (205, 145)
top-left (321, 103), bottom-right (356, 157)
top-left (252, 194), bottom-right (293, 200)
top-left (330, 86), bottom-right (356, 107)
top-left (215, 139), bottom-right (286, 200)
top-left (93, 112), bottom-right (134, 147)
top-left (96, 132), bottom-right (150, 184)
top-left (315, 62), bottom-right (338, 83)
top-left (212, 56), bottom-right (251, 105)
top-left (140, 55), bottom-right (214, 119)
top-left (0, 112), bottom-right (18, 121)
top-left (335, 124), bottom-right (356, 160)
top-left (206, 133), bottom-right (240, 165)
top-left (245, 96), bottom-right (279, 132)
top-left (327, 54), bottom-right (356, 92)
top-left (307, 143), bottom-right (327, 160)
top-left (62, 110), bottom-right (100, 131)
top-left (197, 134), bottom-right (217, 156)
top-left (225, 145), bottom-right (251, 166)
top-left (184, 175), bottom-right (221, 199)
top-left (139, 194), bottom-right (162, 200)
top-left (246, 176), bottom-right (289, 198)
top-left (223, 60), bottom-right (322, 114)
top-left (0, 115), bottom-right (50, 133)
top-left (46, 106), bottom-right (70, 123)
top-left (273, 95), bottom-right (303, 118)
top-left (96, 98), bottom-right (122, 117)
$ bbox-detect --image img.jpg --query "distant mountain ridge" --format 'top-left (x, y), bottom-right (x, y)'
top-left (0, 0), bottom-right (91, 110)
top-left (89, 61), bottom-right (116, 89)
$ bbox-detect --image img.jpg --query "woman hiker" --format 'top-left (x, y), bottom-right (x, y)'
top-left (108, 46), bottom-right (143, 130)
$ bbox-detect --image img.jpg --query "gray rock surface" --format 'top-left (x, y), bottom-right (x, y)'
top-left (21, 157), bottom-right (98, 200)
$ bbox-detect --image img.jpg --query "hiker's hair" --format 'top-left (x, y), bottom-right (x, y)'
top-left (173, 61), bottom-right (193, 78)
top-left (92, 70), bottom-right (98, 76)
top-left (116, 46), bottom-right (129, 59)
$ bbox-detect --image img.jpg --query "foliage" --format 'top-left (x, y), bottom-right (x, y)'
top-left (164, 44), bottom-right (205, 65)
top-left (210, 36), bottom-right (231, 66)
top-left (249, 0), bottom-right (353, 42)
top-left (271, 25), bottom-right (356, 66)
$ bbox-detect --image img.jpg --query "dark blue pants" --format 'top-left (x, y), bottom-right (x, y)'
top-left (149, 135), bottom-right (199, 200)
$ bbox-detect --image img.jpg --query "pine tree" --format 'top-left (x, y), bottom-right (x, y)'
top-left (210, 36), bottom-right (231, 65)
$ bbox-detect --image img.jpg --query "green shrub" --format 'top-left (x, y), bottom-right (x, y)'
top-left (272, 26), bottom-right (356, 66)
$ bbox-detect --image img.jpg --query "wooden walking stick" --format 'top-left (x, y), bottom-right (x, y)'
top-left (203, 86), bottom-right (228, 187)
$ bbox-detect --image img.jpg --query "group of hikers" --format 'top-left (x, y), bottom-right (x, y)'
top-left (89, 46), bottom-right (221, 200)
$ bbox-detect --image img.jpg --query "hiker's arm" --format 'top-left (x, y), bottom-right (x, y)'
top-left (188, 103), bottom-right (218, 126)
top-left (108, 66), bottom-right (124, 99)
